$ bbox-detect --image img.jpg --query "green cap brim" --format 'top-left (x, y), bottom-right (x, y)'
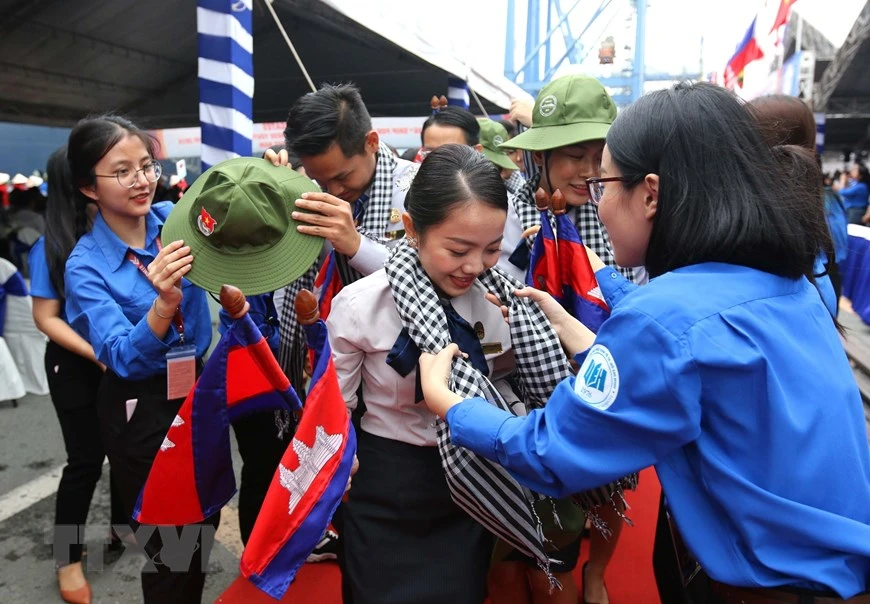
top-left (481, 148), bottom-right (518, 170)
top-left (499, 121), bottom-right (611, 151)
top-left (161, 159), bottom-right (324, 296)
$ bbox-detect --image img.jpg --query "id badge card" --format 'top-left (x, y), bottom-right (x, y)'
top-left (166, 344), bottom-right (197, 400)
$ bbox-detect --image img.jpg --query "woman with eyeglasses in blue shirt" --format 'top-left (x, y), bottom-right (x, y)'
top-left (63, 115), bottom-right (215, 604)
top-left (419, 82), bottom-right (870, 603)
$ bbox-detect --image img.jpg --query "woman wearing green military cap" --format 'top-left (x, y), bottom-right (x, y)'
top-left (495, 74), bottom-right (636, 604)
top-left (501, 74), bottom-right (636, 282)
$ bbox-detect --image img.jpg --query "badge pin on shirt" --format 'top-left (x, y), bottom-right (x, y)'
top-left (473, 321), bottom-right (485, 340)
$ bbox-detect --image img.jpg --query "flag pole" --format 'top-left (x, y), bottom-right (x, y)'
top-left (468, 84), bottom-right (489, 116)
top-left (261, 0), bottom-right (317, 93)
top-left (795, 10), bottom-right (803, 53)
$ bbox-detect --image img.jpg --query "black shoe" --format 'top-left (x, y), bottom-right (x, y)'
top-left (306, 530), bottom-right (339, 563)
top-left (108, 529), bottom-right (124, 553)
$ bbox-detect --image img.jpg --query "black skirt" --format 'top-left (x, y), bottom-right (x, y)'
top-left (343, 431), bottom-right (493, 604)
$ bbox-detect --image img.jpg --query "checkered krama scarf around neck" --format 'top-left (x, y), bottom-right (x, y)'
top-left (385, 241), bottom-right (569, 575)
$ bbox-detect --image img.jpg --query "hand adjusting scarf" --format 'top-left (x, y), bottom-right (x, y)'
top-left (385, 241), bottom-right (631, 583)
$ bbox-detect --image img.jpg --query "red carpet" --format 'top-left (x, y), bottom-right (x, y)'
top-left (216, 467), bottom-right (662, 603)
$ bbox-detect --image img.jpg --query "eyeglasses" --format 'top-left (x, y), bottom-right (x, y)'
top-left (95, 161), bottom-right (162, 189)
top-left (585, 176), bottom-right (630, 206)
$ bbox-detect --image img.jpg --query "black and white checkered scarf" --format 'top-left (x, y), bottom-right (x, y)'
top-left (504, 169), bottom-right (526, 197)
top-left (386, 243), bottom-right (637, 568)
top-left (513, 172), bottom-right (635, 282)
top-left (385, 241), bottom-right (565, 576)
top-left (276, 141), bottom-right (399, 391)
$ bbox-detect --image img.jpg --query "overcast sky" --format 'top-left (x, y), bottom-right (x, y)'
top-left (335, 0), bottom-right (865, 86)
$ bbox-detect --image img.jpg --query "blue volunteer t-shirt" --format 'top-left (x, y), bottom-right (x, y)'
top-left (28, 237), bottom-right (68, 322)
top-left (447, 263), bottom-right (870, 597)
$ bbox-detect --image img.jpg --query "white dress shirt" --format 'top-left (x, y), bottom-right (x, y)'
top-left (347, 158), bottom-right (417, 275)
top-left (327, 269), bottom-right (517, 447)
top-left (497, 194), bottom-right (528, 282)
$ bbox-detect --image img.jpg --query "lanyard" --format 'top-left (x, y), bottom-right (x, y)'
top-left (126, 236), bottom-right (185, 344)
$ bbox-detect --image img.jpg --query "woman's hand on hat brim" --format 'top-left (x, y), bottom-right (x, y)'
top-left (147, 239), bottom-right (192, 308)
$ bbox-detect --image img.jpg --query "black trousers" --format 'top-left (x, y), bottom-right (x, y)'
top-left (97, 369), bottom-right (219, 604)
top-left (46, 341), bottom-right (125, 566)
top-left (653, 493), bottom-right (693, 604)
top-left (231, 410), bottom-right (292, 544)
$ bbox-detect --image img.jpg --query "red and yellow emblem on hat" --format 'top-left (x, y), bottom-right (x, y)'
top-left (197, 207), bottom-right (217, 236)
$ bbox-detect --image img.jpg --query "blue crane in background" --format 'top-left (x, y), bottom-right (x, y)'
top-left (505, 0), bottom-right (702, 105)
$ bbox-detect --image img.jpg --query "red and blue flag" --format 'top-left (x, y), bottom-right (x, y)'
top-left (526, 213), bottom-right (561, 298)
top-left (526, 210), bottom-right (609, 334)
top-left (724, 17), bottom-right (764, 89)
top-left (240, 316), bottom-right (356, 600)
top-left (133, 312), bottom-right (302, 526)
top-left (554, 214), bottom-right (609, 333)
top-left (312, 251), bottom-right (343, 320)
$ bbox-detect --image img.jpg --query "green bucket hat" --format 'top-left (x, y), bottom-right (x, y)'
top-left (161, 157), bottom-right (324, 296)
top-left (477, 118), bottom-right (518, 170)
top-left (499, 74), bottom-right (616, 152)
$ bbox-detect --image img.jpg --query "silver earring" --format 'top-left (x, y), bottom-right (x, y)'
top-left (406, 236), bottom-right (418, 248)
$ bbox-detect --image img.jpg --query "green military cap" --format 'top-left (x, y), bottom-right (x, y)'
top-left (500, 74), bottom-right (617, 152)
top-left (477, 118), bottom-right (519, 170)
top-left (161, 157), bottom-right (324, 296)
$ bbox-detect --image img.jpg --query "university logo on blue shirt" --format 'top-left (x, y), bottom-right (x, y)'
top-left (583, 360), bottom-right (607, 392)
top-left (574, 345), bottom-right (619, 410)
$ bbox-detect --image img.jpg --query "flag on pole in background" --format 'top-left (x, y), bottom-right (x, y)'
top-left (447, 76), bottom-right (470, 110)
top-left (197, 0), bottom-right (254, 171)
top-left (133, 312), bottom-right (301, 526)
top-left (241, 316), bottom-right (356, 600)
top-left (770, 0), bottom-right (797, 34)
top-left (723, 17), bottom-right (765, 89)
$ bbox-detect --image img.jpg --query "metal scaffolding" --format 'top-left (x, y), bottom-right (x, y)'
top-left (504, 0), bottom-right (701, 105)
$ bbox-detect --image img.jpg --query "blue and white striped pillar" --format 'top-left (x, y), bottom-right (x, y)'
top-left (197, 0), bottom-right (254, 171)
top-left (447, 76), bottom-right (470, 110)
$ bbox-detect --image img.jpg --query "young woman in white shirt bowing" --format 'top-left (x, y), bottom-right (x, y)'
top-left (325, 144), bottom-right (505, 603)
top-left (328, 144), bottom-right (596, 603)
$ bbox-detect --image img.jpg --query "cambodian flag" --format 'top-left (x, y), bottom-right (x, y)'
top-left (312, 251), bottom-right (343, 320)
top-left (133, 312), bottom-right (302, 526)
top-left (240, 316), bottom-right (356, 600)
top-left (526, 211), bottom-right (562, 299)
top-left (554, 214), bottom-right (609, 334)
top-left (526, 211), bottom-right (609, 334)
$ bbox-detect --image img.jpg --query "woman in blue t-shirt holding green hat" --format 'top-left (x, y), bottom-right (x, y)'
top-left (497, 74), bottom-right (634, 604)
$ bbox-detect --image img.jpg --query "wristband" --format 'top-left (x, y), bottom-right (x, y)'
top-left (152, 298), bottom-right (176, 320)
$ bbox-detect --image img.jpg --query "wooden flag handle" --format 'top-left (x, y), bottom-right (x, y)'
top-left (551, 189), bottom-right (567, 215)
top-left (533, 187), bottom-right (568, 215)
top-left (534, 187), bottom-right (550, 212)
top-left (219, 285), bottom-right (249, 319)
top-left (295, 289), bottom-right (319, 326)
